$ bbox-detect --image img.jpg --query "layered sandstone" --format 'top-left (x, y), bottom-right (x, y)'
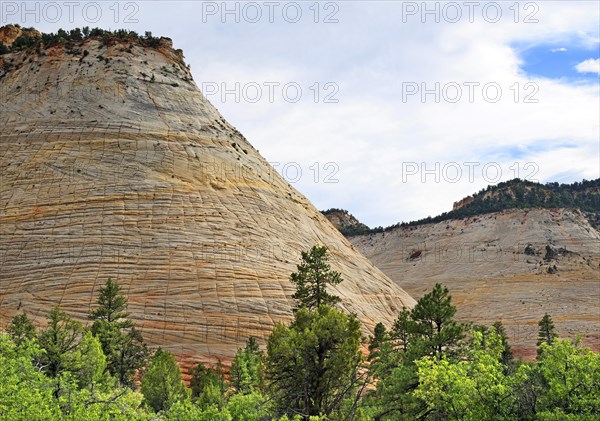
top-left (0, 31), bottom-right (415, 366)
top-left (351, 208), bottom-right (600, 358)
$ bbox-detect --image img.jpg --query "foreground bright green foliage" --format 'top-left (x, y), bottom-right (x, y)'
top-left (1, 247), bottom-right (598, 420)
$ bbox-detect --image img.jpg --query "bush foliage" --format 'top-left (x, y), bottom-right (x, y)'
top-left (0, 26), bottom-right (165, 55)
top-left (1, 248), bottom-right (598, 420)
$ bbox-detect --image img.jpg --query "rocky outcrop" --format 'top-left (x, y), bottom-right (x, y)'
top-left (0, 31), bottom-right (415, 366)
top-left (452, 196), bottom-right (474, 211)
top-left (351, 208), bottom-right (600, 359)
top-left (0, 24), bottom-right (40, 46)
top-left (322, 208), bottom-right (371, 237)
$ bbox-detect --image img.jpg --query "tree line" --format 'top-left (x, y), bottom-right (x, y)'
top-left (1, 246), bottom-right (598, 420)
top-left (0, 26), bottom-right (164, 56)
top-left (339, 178), bottom-right (600, 236)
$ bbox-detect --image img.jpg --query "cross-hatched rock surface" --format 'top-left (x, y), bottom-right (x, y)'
top-left (0, 34), bottom-right (415, 365)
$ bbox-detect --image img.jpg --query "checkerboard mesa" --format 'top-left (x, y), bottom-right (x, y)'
top-left (0, 26), bottom-right (415, 367)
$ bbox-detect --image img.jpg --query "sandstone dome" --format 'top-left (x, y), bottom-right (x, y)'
top-left (0, 29), bottom-right (415, 364)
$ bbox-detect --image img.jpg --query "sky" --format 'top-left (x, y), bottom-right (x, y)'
top-left (3, 1), bottom-right (599, 228)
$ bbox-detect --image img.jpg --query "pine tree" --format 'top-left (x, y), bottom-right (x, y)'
top-left (267, 246), bottom-right (362, 418)
top-left (266, 306), bottom-right (362, 418)
top-left (492, 321), bottom-right (514, 367)
top-left (189, 362), bottom-right (215, 400)
top-left (230, 337), bottom-right (264, 394)
top-left (410, 283), bottom-right (465, 358)
top-left (37, 306), bottom-right (83, 378)
top-left (391, 306), bottom-right (414, 353)
top-left (368, 322), bottom-right (387, 362)
top-left (537, 313), bottom-right (558, 356)
top-left (141, 348), bottom-right (187, 412)
top-left (290, 245), bottom-right (342, 311)
top-left (189, 360), bottom-right (227, 408)
top-left (7, 312), bottom-right (36, 346)
top-left (89, 278), bottom-right (148, 386)
top-left (89, 278), bottom-right (132, 326)
top-left (369, 286), bottom-right (464, 420)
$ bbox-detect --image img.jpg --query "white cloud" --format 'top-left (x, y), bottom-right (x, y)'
top-left (550, 47), bottom-right (567, 52)
top-left (9, 1), bottom-right (600, 227)
top-left (575, 58), bottom-right (600, 74)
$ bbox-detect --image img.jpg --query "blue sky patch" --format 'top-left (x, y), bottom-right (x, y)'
top-left (514, 42), bottom-right (599, 82)
top-left (486, 141), bottom-right (578, 161)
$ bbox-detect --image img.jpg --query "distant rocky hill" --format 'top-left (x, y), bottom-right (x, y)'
top-left (448, 178), bottom-right (600, 224)
top-left (393, 178), bottom-right (600, 231)
top-left (323, 180), bottom-right (600, 358)
top-left (324, 179), bottom-right (600, 238)
top-left (321, 208), bottom-right (371, 237)
top-left (0, 25), bottom-right (415, 368)
top-left (323, 179), bottom-right (600, 358)
top-left (347, 199), bottom-right (600, 358)
top-left (0, 24), bottom-right (41, 48)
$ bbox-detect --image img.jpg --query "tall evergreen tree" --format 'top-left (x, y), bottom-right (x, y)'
top-left (37, 306), bottom-right (83, 378)
top-left (368, 322), bottom-right (388, 362)
top-left (410, 283), bottom-right (465, 358)
top-left (492, 321), bottom-right (514, 367)
top-left (189, 360), bottom-right (227, 409)
top-left (537, 313), bottom-right (558, 357)
top-left (89, 278), bottom-right (148, 386)
top-left (113, 326), bottom-right (148, 386)
top-left (267, 306), bottom-right (362, 419)
top-left (267, 246), bottom-right (362, 419)
top-left (391, 307), bottom-right (415, 353)
top-left (89, 278), bottom-right (132, 326)
top-left (230, 337), bottom-right (264, 394)
top-left (368, 284), bottom-right (466, 420)
top-left (290, 245), bottom-right (342, 311)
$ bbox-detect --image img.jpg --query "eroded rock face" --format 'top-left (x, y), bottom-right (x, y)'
top-left (452, 196), bottom-right (474, 211)
top-left (351, 208), bottom-right (600, 358)
top-left (322, 209), bottom-right (371, 237)
top-left (0, 24), bottom-right (41, 46)
top-left (0, 35), bottom-right (415, 365)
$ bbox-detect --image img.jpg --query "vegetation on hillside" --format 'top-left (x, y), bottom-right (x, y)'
top-left (407, 178), bottom-right (600, 226)
top-left (0, 25), bottom-right (166, 55)
top-left (326, 178), bottom-right (600, 237)
top-left (321, 209), bottom-right (372, 237)
top-left (1, 246), bottom-right (598, 420)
